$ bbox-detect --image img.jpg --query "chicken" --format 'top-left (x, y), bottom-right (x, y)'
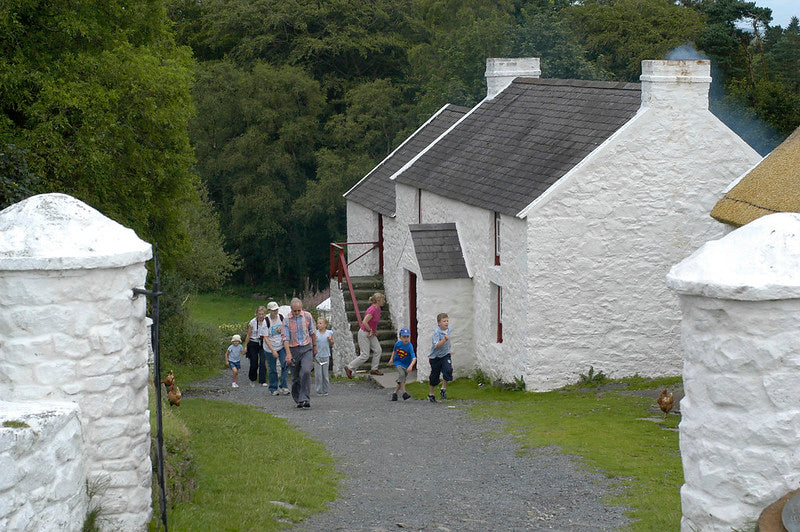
top-left (161, 370), bottom-right (175, 389)
top-left (657, 388), bottom-right (674, 418)
top-left (167, 384), bottom-right (181, 406)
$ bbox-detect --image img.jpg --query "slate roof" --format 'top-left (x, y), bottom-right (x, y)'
top-left (394, 78), bottom-right (642, 216)
top-left (344, 104), bottom-right (470, 216)
top-left (711, 125), bottom-right (800, 227)
top-left (409, 223), bottom-right (470, 280)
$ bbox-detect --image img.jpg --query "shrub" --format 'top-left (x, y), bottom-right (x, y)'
top-left (578, 366), bottom-right (608, 387)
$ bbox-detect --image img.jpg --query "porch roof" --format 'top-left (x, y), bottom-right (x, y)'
top-left (344, 104), bottom-right (470, 217)
top-left (394, 78), bottom-right (641, 217)
top-left (711, 126), bottom-right (800, 227)
top-left (409, 223), bottom-right (470, 280)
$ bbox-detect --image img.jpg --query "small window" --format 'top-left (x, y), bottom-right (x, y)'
top-left (417, 188), bottom-right (422, 223)
top-left (491, 283), bottom-right (503, 343)
top-left (494, 212), bottom-right (500, 266)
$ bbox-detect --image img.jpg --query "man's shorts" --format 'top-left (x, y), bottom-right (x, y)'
top-left (428, 354), bottom-right (452, 386)
top-left (229, 360), bottom-right (241, 370)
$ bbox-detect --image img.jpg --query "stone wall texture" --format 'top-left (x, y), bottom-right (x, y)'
top-left (522, 85), bottom-right (759, 390)
top-left (668, 213), bottom-right (800, 531)
top-left (0, 401), bottom-right (87, 531)
top-left (0, 194), bottom-right (153, 531)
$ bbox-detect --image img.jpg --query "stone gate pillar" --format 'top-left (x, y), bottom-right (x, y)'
top-left (0, 193), bottom-right (153, 530)
top-left (666, 212), bottom-right (800, 531)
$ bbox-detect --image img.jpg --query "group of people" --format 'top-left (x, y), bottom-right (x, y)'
top-left (224, 292), bottom-right (453, 408)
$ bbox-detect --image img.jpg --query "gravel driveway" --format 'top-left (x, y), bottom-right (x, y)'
top-left (188, 372), bottom-right (631, 531)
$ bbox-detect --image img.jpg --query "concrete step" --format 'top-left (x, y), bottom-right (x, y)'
top-left (365, 369), bottom-right (418, 389)
top-left (345, 275), bottom-right (385, 290)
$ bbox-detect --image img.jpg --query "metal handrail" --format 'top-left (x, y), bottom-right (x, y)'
top-left (329, 240), bottom-right (383, 331)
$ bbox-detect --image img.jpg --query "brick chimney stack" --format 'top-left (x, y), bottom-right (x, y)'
top-left (485, 57), bottom-right (541, 99)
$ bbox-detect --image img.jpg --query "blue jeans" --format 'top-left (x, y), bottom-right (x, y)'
top-left (267, 347), bottom-right (288, 392)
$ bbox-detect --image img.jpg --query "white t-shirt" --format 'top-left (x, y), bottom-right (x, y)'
top-left (249, 317), bottom-right (268, 343)
top-left (265, 313), bottom-right (286, 350)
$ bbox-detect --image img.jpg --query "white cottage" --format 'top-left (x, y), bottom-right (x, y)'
top-left (345, 58), bottom-right (761, 391)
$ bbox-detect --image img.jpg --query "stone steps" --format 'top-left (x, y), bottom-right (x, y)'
top-left (341, 275), bottom-right (395, 369)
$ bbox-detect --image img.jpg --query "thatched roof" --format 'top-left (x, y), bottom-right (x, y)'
top-left (711, 126), bottom-right (800, 227)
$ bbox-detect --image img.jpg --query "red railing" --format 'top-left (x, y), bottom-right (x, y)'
top-left (329, 240), bottom-right (383, 328)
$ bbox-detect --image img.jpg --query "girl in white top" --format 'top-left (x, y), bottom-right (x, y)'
top-left (314, 317), bottom-right (334, 395)
top-left (245, 306), bottom-right (269, 386)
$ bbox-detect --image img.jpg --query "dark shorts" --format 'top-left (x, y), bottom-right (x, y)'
top-left (428, 354), bottom-right (452, 386)
top-left (229, 360), bottom-right (241, 370)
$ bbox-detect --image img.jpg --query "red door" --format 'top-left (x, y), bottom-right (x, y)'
top-left (408, 271), bottom-right (418, 352)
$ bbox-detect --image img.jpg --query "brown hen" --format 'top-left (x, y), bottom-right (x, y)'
top-left (657, 388), bottom-right (674, 418)
top-left (167, 384), bottom-right (181, 406)
top-left (161, 370), bottom-right (175, 389)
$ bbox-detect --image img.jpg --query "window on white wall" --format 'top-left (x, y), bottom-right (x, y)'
top-left (493, 212), bottom-right (500, 265)
top-left (417, 188), bottom-right (422, 223)
top-left (491, 283), bottom-right (503, 343)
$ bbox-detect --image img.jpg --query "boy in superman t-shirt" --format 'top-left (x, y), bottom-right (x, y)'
top-left (389, 328), bottom-right (417, 401)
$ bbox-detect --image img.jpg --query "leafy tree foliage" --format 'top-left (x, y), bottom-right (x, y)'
top-left (566, 0), bottom-right (706, 81)
top-left (0, 0), bottom-right (230, 279)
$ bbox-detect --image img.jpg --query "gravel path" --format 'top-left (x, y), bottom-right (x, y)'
top-left (188, 372), bottom-right (631, 531)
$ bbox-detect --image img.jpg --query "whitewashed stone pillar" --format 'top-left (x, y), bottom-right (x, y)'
top-left (666, 213), bottom-right (800, 531)
top-left (0, 400), bottom-right (87, 531)
top-left (0, 193), bottom-right (153, 530)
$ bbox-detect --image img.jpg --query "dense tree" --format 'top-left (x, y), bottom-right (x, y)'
top-left (566, 0), bottom-right (706, 81)
top-left (0, 0), bottom-right (231, 279)
top-left (191, 60), bottom-right (327, 285)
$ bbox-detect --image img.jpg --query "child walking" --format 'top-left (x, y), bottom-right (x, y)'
top-left (389, 327), bottom-right (416, 401)
top-left (314, 317), bottom-right (334, 395)
top-left (225, 334), bottom-right (244, 388)
top-left (428, 313), bottom-right (452, 402)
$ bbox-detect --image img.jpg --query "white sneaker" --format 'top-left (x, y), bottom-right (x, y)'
top-left (280, 388), bottom-right (290, 395)
top-left (232, 382), bottom-right (239, 388)
top-left (262, 383), bottom-right (268, 387)
top-left (270, 390), bottom-right (280, 396)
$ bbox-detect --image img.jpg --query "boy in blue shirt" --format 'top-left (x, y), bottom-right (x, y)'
top-left (428, 313), bottom-right (452, 402)
top-left (389, 328), bottom-right (416, 401)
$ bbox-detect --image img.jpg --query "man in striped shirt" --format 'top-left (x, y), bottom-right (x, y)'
top-left (284, 297), bottom-right (317, 408)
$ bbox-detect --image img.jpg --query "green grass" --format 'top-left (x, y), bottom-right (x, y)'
top-left (151, 398), bottom-right (339, 531)
top-left (407, 376), bottom-right (684, 530)
top-left (189, 293), bottom-right (268, 325)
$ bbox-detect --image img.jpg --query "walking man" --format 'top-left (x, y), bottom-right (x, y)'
top-left (284, 297), bottom-right (317, 409)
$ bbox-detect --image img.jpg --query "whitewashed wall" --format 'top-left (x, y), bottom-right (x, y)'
top-left (413, 278), bottom-right (474, 381)
top-left (667, 213), bottom-right (800, 532)
top-left (0, 401), bottom-right (87, 531)
top-left (519, 61), bottom-right (761, 390)
top-left (0, 194), bottom-right (153, 531)
top-left (328, 280), bottom-right (356, 376)
top-left (345, 201), bottom-right (380, 276)
top-left (387, 183), bottom-right (529, 382)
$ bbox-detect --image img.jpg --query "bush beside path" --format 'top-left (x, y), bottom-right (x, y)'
top-left (187, 374), bottom-right (631, 531)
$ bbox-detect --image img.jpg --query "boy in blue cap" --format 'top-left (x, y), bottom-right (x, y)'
top-left (389, 328), bottom-right (416, 401)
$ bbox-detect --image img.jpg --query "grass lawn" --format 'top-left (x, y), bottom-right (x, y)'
top-left (406, 376), bottom-right (684, 530)
top-left (189, 293), bottom-right (267, 325)
top-left (150, 397), bottom-right (339, 531)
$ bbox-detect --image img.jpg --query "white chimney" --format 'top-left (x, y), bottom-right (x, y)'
top-left (485, 57), bottom-right (541, 99)
top-left (640, 60), bottom-right (712, 110)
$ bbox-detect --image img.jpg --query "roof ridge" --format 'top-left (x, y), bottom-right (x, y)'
top-left (513, 78), bottom-right (641, 90)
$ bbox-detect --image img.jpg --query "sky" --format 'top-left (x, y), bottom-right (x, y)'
top-left (757, 0), bottom-right (798, 28)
